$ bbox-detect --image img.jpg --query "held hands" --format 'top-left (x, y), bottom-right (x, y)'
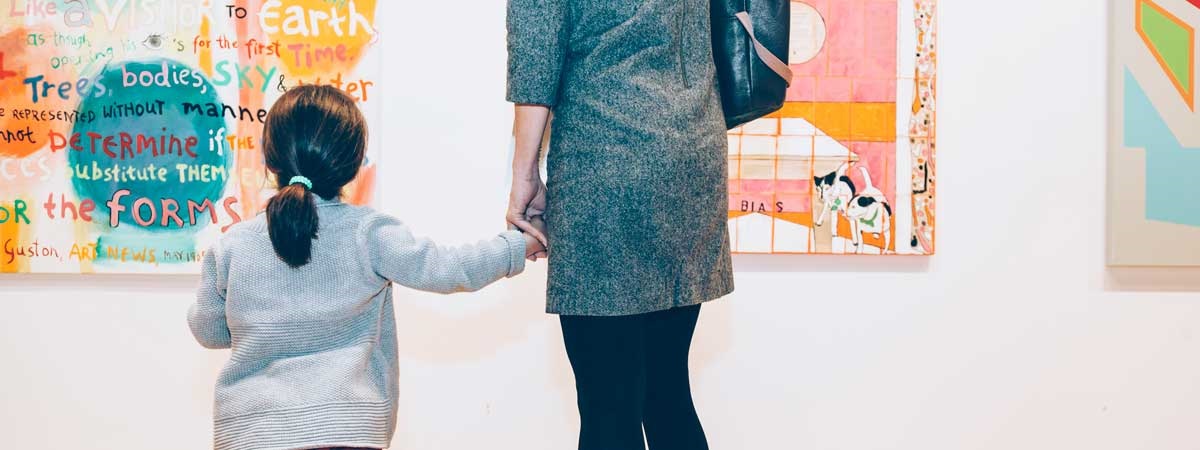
top-left (522, 217), bottom-right (548, 261)
top-left (508, 174), bottom-right (549, 262)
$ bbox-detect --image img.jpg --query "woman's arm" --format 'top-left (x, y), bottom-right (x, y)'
top-left (508, 105), bottom-right (550, 250)
top-left (505, 0), bottom-right (565, 256)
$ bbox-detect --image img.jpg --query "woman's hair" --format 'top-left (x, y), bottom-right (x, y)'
top-left (262, 85), bottom-right (367, 268)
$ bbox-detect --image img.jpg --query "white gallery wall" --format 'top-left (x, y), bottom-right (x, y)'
top-left (4, 1), bottom-right (1200, 449)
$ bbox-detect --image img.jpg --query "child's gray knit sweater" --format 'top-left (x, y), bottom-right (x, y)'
top-left (188, 196), bottom-right (526, 450)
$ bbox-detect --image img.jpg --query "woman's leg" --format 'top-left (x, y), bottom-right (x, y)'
top-left (642, 304), bottom-right (708, 450)
top-left (560, 314), bottom-right (648, 450)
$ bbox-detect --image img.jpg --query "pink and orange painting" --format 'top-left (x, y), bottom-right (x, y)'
top-left (727, 0), bottom-right (936, 255)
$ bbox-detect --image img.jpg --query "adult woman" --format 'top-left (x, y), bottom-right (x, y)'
top-left (505, 1), bottom-right (733, 449)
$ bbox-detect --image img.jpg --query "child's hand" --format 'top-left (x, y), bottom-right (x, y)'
top-left (524, 233), bottom-right (545, 261)
top-left (524, 216), bottom-right (548, 261)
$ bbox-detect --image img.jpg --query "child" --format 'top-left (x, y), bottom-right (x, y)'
top-left (188, 85), bottom-right (544, 450)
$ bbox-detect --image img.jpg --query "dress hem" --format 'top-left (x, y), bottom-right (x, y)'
top-left (545, 280), bottom-right (734, 317)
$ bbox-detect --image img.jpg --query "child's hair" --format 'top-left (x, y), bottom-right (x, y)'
top-left (262, 85), bottom-right (367, 268)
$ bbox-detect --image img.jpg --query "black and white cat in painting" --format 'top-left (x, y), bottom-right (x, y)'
top-left (813, 163), bottom-right (893, 254)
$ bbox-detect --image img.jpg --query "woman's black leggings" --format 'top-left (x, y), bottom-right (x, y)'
top-left (559, 304), bottom-right (708, 450)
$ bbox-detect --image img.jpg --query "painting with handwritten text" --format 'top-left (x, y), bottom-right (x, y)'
top-left (0, 0), bottom-right (381, 273)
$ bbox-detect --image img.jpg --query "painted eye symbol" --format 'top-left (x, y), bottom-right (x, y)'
top-left (143, 34), bottom-right (164, 50)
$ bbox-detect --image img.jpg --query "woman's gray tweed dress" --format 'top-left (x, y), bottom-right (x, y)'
top-left (507, 0), bottom-right (734, 316)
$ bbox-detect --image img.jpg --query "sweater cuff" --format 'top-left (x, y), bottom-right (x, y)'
top-left (500, 230), bottom-right (527, 278)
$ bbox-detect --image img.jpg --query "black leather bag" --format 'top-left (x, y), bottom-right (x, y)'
top-left (711, 0), bottom-right (794, 129)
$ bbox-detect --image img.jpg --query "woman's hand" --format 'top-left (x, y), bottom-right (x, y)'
top-left (508, 175), bottom-right (548, 260)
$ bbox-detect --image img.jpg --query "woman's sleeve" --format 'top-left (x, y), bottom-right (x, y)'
top-left (506, 0), bottom-right (567, 106)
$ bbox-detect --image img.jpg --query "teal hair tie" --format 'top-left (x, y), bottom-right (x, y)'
top-left (288, 175), bottom-right (312, 190)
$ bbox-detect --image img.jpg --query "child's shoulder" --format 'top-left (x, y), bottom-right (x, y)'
top-left (209, 203), bottom-right (394, 251)
top-left (333, 203), bottom-right (394, 231)
top-left (205, 214), bottom-right (267, 258)
top-left (223, 212), bottom-right (269, 238)
top-left (223, 201), bottom-right (380, 232)
top-left (351, 207), bottom-right (425, 238)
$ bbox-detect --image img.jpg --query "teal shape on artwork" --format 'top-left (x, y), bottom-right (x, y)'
top-left (70, 59), bottom-right (230, 265)
top-left (1124, 68), bottom-right (1200, 227)
top-left (71, 59), bottom-right (229, 233)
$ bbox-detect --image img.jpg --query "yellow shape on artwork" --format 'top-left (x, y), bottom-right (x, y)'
top-left (773, 102), bottom-right (897, 142)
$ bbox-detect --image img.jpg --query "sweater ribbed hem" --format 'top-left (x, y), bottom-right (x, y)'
top-left (214, 401), bottom-right (392, 450)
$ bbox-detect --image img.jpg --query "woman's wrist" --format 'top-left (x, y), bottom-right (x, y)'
top-left (512, 165), bottom-right (541, 182)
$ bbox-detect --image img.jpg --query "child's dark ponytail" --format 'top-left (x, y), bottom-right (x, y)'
top-left (261, 85), bottom-right (368, 268)
top-left (266, 179), bottom-right (319, 268)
